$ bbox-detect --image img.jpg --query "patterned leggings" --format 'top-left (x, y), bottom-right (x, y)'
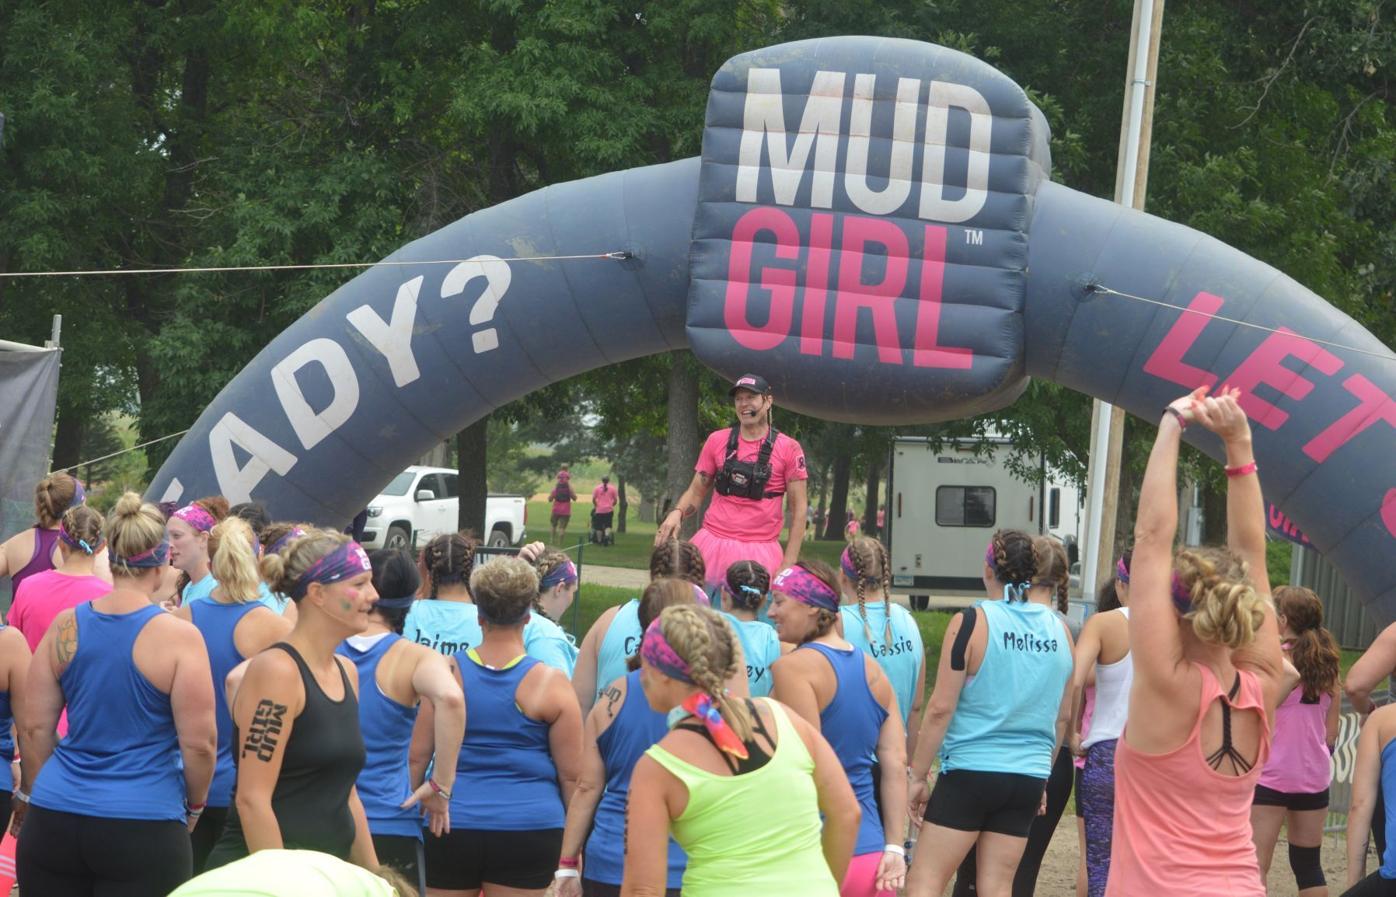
top-left (1079, 739), bottom-right (1118, 897)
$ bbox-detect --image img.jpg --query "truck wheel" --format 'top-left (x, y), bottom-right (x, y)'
top-left (385, 525), bottom-right (411, 550)
top-left (488, 528), bottom-right (510, 548)
top-left (911, 594), bottom-right (929, 611)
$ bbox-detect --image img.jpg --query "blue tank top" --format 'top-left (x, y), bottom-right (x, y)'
top-left (0, 626), bottom-right (13, 794)
top-left (595, 600), bottom-right (642, 698)
top-left (732, 617), bottom-right (782, 697)
top-left (404, 601), bottom-right (573, 674)
top-left (336, 633), bottom-right (421, 839)
top-left (32, 603), bottom-right (184, 821)
top-left (941, 600), bottom-right (1072, 779)
top-left (190, 600), bottom-right (265, 807)
top-left (804, 642), bottom-right (887, 856)
top-left (840, 602), bottom-right (924, 727)
top-left (585, 670), bottom-right (687, 888)
top-left (450, 651), bottom-right (564, 830)
top-left (1381, 738), bottom-right (1396, 879)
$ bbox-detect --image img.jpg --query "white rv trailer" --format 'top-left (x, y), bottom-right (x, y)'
top-left (884, 437), bottom-right (1083, 609)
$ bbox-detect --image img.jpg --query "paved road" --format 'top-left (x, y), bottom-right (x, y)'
top-left (579, 563), bottom-right (648, 590)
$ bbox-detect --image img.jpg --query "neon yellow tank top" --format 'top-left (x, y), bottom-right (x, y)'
top-left (168, 849), bottom-right (400, 896)
top-left (645, 699), bottom-right (840, 897)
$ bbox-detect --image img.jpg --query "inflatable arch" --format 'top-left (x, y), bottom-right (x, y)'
top-left (150, 38), bottom-right (1396, 622)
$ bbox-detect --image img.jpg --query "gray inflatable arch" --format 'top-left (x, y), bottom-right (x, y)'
top-left (150, 37), bottom-right (1396, 623)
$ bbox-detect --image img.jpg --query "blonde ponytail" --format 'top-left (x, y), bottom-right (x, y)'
top-left (211, 518), bottom-right (262, 604)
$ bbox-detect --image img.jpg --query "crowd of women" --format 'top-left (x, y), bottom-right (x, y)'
top-left (3, 386), bottom-right (1396, 895)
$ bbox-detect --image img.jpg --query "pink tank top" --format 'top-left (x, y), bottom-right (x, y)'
top-left (1258, 687), bottom-right (1332, 794)
top-left (1106, 664), bottom-right (1270, 896)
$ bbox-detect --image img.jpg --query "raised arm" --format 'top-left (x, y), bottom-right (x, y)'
top-left (1128, 390), bottom-right (1204, 699)
top-left (1193, 390), bottom-right (1283, 698)
top-left (654, 470), bottom-right (715, 545)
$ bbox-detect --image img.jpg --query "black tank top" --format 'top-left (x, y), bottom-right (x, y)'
top-left (207, 643), bottom-right (366, 866)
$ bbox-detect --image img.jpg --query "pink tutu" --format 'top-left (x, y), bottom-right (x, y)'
top-left (691, 528), bottom-right (784, 588)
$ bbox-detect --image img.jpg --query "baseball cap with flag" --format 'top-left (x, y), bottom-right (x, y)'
top-left (728, 374), bottom-right (771, 397)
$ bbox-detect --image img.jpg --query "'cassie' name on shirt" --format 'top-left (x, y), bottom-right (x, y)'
top-left (1002, 630), bottom-right (1060, 654)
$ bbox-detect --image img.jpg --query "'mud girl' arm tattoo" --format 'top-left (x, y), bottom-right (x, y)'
top-left (242, 700), bottom-right (288, 762)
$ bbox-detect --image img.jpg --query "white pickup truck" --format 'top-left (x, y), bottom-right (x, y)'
top-left (362, 466), bottom-right (528, 550)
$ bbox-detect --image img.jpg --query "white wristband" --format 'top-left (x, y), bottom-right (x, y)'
top-left (883, 843), bottom-right (905, 856)
top-left (554, 869), bottom-right (581, 879)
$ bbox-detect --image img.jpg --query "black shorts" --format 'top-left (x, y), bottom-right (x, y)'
top-left (423, 826), bottom-right (562, 890)
top-left (1253, 783), bottom-right (1330, 811)
top-left (593, 511), bottom-right (614, 528)
top-left (373, 834), bottom-right (425, 897)
top-left (925, 769), bottom-right (1047, 837)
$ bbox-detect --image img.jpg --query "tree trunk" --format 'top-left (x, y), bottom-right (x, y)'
top-left (822, 447), bottom-right (853, 540)
top-left (664, 351), bottom-right (702, 538)
top-left (50, 403), bottom-right (86, 471)
top-left (456, 417), bottom-right (488, 537)
top-left (617, 476), bottom-right (628, 534)
top-left (1201, 479), bottom-right (1227, 547)
top-left (862, 457), bottom-right (882, 538)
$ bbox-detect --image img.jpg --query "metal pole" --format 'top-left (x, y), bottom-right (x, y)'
top-left (1080, 0), bottom-right (1165, 603)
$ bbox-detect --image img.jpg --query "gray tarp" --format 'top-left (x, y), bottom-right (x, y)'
top-left (0, 341), bottom-right (60, 602)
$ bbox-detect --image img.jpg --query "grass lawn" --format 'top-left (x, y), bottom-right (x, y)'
top-left (530, 500), bottom-right (851, 572)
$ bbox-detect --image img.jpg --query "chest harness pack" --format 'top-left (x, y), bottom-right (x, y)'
top-left (713, 426), bottom-right (783, 500)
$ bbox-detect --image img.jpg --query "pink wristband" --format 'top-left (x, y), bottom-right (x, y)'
top-left (1225, 461), bottom-right (1258, 478)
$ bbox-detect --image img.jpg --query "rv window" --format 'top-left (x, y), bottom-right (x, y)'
top-left (1049, 488), bottom-right (1061, 529)
top-left (935, 486), bottom-right (996, 527)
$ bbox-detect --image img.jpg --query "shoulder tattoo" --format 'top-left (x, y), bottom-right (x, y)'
top-left (242, 699), bottom-right (289, 762)
top-left (602, 684), bottom-right (623, 718)
top-left (54, 614), bottom-right (77, 666)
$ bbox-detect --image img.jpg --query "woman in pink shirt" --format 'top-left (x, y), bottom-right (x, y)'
top-left (9, 505), bottom-right (110, 652)
top-left (1106, 386), bottom-right (1291, 897)
top-left (1251, 585), bottom-right (1341, 897)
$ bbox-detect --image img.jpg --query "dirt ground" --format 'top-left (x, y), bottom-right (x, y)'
top-left (966, 821), bottom-right (1358, 896)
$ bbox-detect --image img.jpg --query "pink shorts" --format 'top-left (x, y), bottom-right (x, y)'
top-left (690, 529), bottom-right (783, 588)
top-left (841, 851), bottom-right (895, 897)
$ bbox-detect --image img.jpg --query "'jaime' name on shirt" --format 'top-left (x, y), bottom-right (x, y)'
top-left (416, 634), bottom-right (472, 655)
top-left (1002, 631), bottom-right (1060, 654)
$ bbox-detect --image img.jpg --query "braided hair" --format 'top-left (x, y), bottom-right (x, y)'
top-left (1031, 536), bottom-right (1070, 613)
top-left (988, 529), bottom-right (1036, 601)
top-left (626, 578), bottom-right (700, 672)
top-left (724, 560), bottom-right (770, 614)
top-left (649, 539), bottom-right (706, 586)
top-left (657, 605), bottom-right (753, 742)
top-left (845, 536), bottom-right (894, 646)
top-left (422, 532), bottom-right (478, 597)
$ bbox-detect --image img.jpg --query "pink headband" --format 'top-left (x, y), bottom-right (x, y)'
top-left (1116, 557), bottom-right (1131, 584)
top-left (172, 504), bottom-right (218, 534)
top-left (840, 548), bottom-right (860, 581)
top-left (1171, 573), bottom-right (1193, 614)
top-left (640, 618), bottom-right (692, 682)
top-left (290, 541), bottom-right (371, 599)
top-left (772, 566), bottom-right (839, 612)
top-left (540, 559), bottom-right (578, 590)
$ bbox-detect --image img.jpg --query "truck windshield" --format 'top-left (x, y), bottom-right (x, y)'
top-left (380, 471), bottom-right (414, 496)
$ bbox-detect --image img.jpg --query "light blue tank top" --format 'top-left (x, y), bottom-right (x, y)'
top-left (595, 600), bottom-right (642, 697)
top-left (840, 602), bottom-right (924, 726)
top-left (585, 670), bottom-right (687, 888)
top-left (450, 652), bottom-right (563, 830)
top-left (190, 600), bottom-right (265, 807)
top-left (804, 642), bottom-right (886, 856)
top-left (1381, 738), bottom-right (1396, 879)
top-left (336, 634), bottom-right (421, 839)
top-left (940, 600), bottom-right (1071, 779)
top-left (403, 600), bottom-right (573, 674)
top-left (525, 614), bottom-right (579, 677)
top-left (32, 603), bottom-right (184, 821)
top-left (732, 617), bottom-right (782, 697)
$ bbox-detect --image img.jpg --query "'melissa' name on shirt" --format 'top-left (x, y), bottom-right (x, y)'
top-left (1002, 631), bottom-right (1060, 654)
